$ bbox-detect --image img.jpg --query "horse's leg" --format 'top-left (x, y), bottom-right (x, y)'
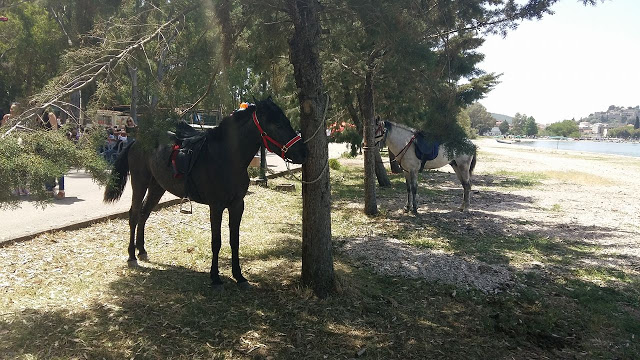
top-left (228, 199), bottom-right (249, 288)
top-left (209, 205), bottom-right (224, 290)
top-left (451, 160), bottom-right (472, 212)
top-left (128, 173), bottom-right (148, 263)
top-left (403, 171), bottom-right (412, 212)
top-left (135, 177), bottom-right (166, 260)
top-left (410, 170), bottom-right (418, 214)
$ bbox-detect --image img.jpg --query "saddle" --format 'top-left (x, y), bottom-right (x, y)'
top-left (168, 121), bottom-right (207, 202)
top-left (413, 132), bottom-right (440, 172)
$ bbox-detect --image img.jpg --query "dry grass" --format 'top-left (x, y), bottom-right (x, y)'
top-left (542, 170), bottom-right (615, 186)
top-left (1, 154), bottom-right (639, 359)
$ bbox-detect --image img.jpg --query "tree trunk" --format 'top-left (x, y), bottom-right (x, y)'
top-left (70, 88), bottom-right (81, 122)
top-left (354, 76), bottom-right (390, 187)
top-left (286, 0), bottom-right (334, 298)
top-left (374, 147), bottom-right (391, 186)
top-left (362, 66), bottom-right (377, 215)
top-left (341, 79), bottom-right (363, 157)
top-left (388, 150), bottom-right (402, 173)
top-left (128, 65), bottom-right (138, 123)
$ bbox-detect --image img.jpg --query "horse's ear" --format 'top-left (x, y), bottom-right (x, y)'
top-left (267, 95), bottom-right (273, 101)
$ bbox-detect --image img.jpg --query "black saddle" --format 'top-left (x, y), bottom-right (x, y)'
top-left (413, 132), bottom-right (440, 172)
top-left (168, 121), bottom-right (208, 202)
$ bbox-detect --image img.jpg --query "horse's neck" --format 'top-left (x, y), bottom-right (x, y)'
top-left (387, 126), bottom-right (415, 155)
top-left (220, 115), bottom-right (261, 167)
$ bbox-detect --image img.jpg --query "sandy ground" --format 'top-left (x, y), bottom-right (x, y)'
top-left (341, 138), bottom-right (640, 292)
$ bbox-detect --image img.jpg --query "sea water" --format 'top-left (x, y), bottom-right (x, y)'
top-left (514, 140), bottom-right (640, 158)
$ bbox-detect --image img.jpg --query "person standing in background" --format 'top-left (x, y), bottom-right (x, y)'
top-left (44, 109), bottom-right (65, 200)
top-left (1, 102), bottom-right (18, 127)
top-left (125, 117), bottom-right (137, 143)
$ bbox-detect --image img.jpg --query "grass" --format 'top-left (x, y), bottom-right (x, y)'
top-left (491, 170), bottom-right (547, 187)
top-left (1, 155), bottom-right (639, 359)
top-left (543, 170), bottom-right (615, 186)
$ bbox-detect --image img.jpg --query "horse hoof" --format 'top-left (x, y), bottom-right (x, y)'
top-left (138, 252), bottom-right (148, 261)
top-left (237, 281), bottom-right (252, 290)
top-left (127, 259), bottom-right (138, 267)
top-left (211, 283), bottom-right (224, 292)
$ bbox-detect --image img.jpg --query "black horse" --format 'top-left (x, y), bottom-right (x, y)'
top-left (104, 97), bottom-right (308, 289)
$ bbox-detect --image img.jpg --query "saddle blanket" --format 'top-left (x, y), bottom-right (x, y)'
top-left (413, 132), bottom-right (439, 172)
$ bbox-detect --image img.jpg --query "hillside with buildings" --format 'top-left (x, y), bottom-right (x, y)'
top-left (490, 113), bottom-right (514, 124)
top-left (580, 105), bottom-right (639, 127)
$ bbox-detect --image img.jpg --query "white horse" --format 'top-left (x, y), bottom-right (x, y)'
top-left (375, 118), bottom-right (476, 213)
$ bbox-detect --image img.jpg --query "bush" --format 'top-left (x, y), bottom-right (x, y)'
top-left (247, 166), bottom-right (261, 179)
top-left (328, 158), bottom-right (341, 171)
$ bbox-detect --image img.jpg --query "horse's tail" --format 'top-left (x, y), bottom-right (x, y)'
top-left (469, 151), bottom-right (477, 176)
top-left (104, 141), bottom-right (133, 203)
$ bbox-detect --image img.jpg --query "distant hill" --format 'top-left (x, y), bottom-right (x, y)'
top-left (490, 113), bottom-right (513, 124)
top-left (579, 105), bottom-right (639, 127)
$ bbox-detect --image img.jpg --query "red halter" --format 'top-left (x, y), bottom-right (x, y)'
top-left (252, 111), bottom-right (302, 159)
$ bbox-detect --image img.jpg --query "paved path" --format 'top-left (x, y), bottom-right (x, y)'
top-left (0, 143), bottom-right (350, 245)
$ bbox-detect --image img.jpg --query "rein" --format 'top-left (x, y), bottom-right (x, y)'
top-left (390, 132), bottom-right (416, 172)
top-left (252, 111), bottom-right (302, 159)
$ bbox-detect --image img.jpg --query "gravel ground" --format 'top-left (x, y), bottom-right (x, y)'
top-left (340, 138), bottom-right (640, 293)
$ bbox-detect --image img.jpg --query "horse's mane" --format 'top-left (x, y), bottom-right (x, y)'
top-left (388, 120), bottom-right (426, 137)
top-left (175, 105), bottom-right (255, 142)
top-left (206, 106), bottom-right (254, 141)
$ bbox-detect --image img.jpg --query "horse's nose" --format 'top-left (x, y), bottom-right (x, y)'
top-left (298, 143), bottom-right (309, 164)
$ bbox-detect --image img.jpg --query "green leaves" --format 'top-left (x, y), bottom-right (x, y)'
top-left (0, 129), bottom-right (110, 208)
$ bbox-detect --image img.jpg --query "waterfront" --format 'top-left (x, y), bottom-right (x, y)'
top-left (512, 139), bottom-right (640, 158)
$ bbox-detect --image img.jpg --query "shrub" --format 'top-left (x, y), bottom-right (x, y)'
top-left (328, 158), bottom-right (341, 171)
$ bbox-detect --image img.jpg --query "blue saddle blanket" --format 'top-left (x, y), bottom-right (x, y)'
top-left (413, 132), bottom-right (439, 172)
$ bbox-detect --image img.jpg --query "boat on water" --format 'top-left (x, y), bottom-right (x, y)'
top-left (496, 139), bottom-right (520, 144)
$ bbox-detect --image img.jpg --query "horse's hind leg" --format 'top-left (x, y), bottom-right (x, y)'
top-left (451, 160), bottom-right (472, 212)
top-left (403, 171), bottom-right (418, 214)
top-left (135, 177), bottom-right (166, 260)
top-left (409, 170), bottom-right (418, 214)
top-left (128, 174), bottom-right (148, 262)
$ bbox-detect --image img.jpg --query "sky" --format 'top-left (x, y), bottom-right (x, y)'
top-left (478, 0), bottom-right (640, 124)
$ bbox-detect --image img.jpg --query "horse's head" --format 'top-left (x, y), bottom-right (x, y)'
top-left (252, 97), bottom-right (308, 164)
top-left (374, 116), bottom-right (388, 146)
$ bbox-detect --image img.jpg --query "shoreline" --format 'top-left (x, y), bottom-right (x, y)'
top-left (478, 137), bottom-right (640, 159)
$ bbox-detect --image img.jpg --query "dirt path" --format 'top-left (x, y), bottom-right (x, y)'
top-left (475, 138), bottom-right (640, 255)
top-left (340, 139), bottom-right (640, 292)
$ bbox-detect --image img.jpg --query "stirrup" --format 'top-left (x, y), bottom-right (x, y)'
top-left (179, 197), bottom-right (192, 214)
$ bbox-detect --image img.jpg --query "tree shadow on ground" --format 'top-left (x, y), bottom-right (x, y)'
top-left (0, 255), bottom-right (531, 359)
top-left (2, 237), bottom-right (637, 359)
top-left (372, 171), bottom-right (639, 267)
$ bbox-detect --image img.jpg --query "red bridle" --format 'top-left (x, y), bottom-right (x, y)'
top-left (252, 111), bottom-right (302, 159)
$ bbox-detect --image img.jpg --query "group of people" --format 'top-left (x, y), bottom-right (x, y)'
top-left (102, 117), bottom-right (136, 163)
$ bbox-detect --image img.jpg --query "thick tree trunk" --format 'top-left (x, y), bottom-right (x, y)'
top-left (286, 0), bottom-right (334, 298)
top-left (362, 67), bottom-right (377, 215)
